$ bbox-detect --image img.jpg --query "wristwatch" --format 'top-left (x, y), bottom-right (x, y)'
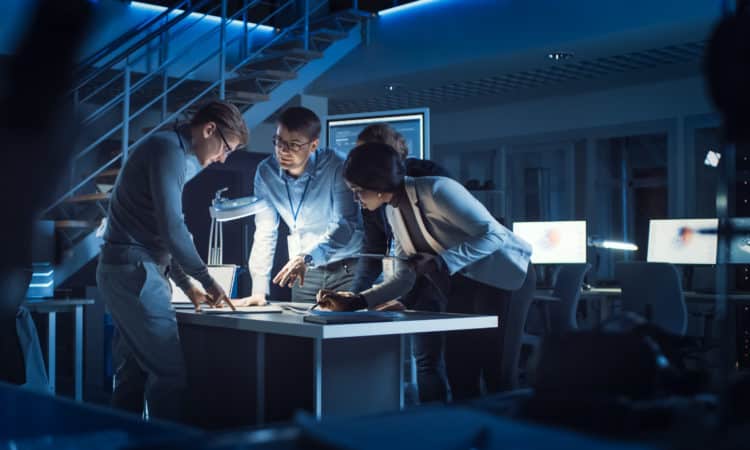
top-left (301, 254), bottom-right (314, 267)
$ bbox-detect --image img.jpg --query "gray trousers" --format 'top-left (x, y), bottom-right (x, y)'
top-left (97, 259), bottom-right (186, 422)
top-left (291, 258), bottom-right (357, 302)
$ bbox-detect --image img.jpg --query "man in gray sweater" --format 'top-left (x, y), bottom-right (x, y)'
top-left (97, 100), bottom-right (249, 422)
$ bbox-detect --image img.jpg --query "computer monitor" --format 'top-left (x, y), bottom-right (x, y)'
top-left (646, 218), bottom-right (718, 265)
top-left (512, 220), bottom-right (587, 264)
top-left (170, 264), bottom-right (237, 303)
top-left (326, 108), bottom-right (429, 159)
top-left (728, 218), bottom-right (750, 264)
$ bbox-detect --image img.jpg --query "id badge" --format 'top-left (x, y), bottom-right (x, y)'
top-left (287, 233), bottom-right (302, 259)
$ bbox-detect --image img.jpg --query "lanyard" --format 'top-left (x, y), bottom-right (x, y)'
top-left (174, 123), bottom-right (184, 150)
top-left (285, 176), bottom-right (312, 229)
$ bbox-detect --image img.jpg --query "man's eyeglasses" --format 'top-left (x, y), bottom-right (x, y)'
top-left (216, 127), bottom-right (237, 156)
top-left (273, 135), bottom-right (312, 153)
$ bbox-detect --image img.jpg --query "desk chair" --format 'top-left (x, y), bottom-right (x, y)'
top-left (615, 262), bottom-right (687, 336)
top-left (550, 264), bottom-right (592, 333)
top-left (525, 264), bottom-right (591, 335)
top-left (498, 266), bottom-right (536, 391)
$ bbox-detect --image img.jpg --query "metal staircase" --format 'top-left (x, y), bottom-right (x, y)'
top-left (40, 0), bottom-right (368, 289)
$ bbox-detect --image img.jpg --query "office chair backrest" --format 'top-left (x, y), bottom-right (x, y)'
top-left (615, 262), bottom-right (687, 336)
top-left (552, 263), bottom-right (591, 333)
top-left (499, 263), bottom-right (537, 391)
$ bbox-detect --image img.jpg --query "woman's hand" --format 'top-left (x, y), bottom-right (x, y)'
top-left (316, 290), bottom-right (363, 312)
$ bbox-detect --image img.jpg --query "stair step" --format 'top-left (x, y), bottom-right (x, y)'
top-left (97, 168), bottom-right (120, 178)
top-left (239, 49), bottom-right (323, 70)
top-left (231, 69), bottom-right (297, 82)
top-left (55, 220), bottom-right (99, 229)
top-left (309, 9), bottom-right (370, 28)
top-left (266, 48), bottom-right (324, 61)
top-left (224, 90), bottom-right (270, 104)
top-left (65, 192), bottom-right (110, 203)
top-left (292, 28), bottom-right (348, 41)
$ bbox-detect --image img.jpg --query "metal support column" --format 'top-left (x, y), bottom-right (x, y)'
top-left (303, 0), bottom-right (310, 51)
top-left (219, 0), bottom-right (227, 100)
top-left (47, 312), bottom-right (56, 394)
top-left (75, 305), bottom-right (83, 402)
top-left (242, 0), bottom-right (249, 60)
top-left (160, 16), bottom-right (169, 120)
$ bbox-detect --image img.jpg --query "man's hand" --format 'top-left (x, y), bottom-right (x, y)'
top-left (409, 252), bottom-right (444, 276)
top-left (273, 255), bottom-right (307, 288)
top-left (231, 294), bottom-right (268, 308)
top-left (183, 284), bottom-right (211, 312)
top-left (205, 281), bottom-right (235, 311)
top-left (316, 290), bottom-right (362, 312)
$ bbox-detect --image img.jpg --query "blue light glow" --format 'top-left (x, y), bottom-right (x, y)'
top-left (130, 1), bottom-right (275, 32)
top-left (32, 270), bottom-right (54, 278)
top-left (378, 0), bottom-right (444, 17)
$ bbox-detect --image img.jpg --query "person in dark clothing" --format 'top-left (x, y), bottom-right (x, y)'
top-left (97, 100), bottom-right (249, 422)
top-left (350, 124), bottom-right (452, 404)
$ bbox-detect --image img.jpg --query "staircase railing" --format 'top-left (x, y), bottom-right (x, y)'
top-left (44, 0), bottom-right (335, 216)
top-left (74, 0), bottom-right (203, 90)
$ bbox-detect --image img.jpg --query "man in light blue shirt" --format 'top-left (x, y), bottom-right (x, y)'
top-left (245, 107), bottom-right (362, 302)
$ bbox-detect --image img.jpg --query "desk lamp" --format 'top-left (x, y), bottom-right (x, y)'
top-left (208, 188), bottom-right (269, 265)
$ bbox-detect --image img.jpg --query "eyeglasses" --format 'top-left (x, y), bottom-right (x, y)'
top-left (272, 135), bottom-right (312, 153)
top-left (216, 127), bottom-right (237, 156)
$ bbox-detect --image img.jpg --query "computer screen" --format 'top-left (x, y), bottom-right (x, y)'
top-left (728, 218), bottom-right (750, 264)
top-left (512, 220), bottom-right (587, 264)
top-left (170, 265), bottom-right (237, 303)
top-left (647, 218), bottom-right (718, 265)
top-left (326, 108), bottom-right (429, 159)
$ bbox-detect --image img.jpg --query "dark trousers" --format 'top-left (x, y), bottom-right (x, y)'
top-left (291, 258), bottom-right (357, 302)
top-left (97, 259), bottom-right (186, 422)
top-left (403, 273), bottom-right (450, 403)
top-left (444, 274), bottom-right (513, 401)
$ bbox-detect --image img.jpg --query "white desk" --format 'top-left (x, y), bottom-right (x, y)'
top-left (176, 305), bottom-right (496, 428)
top-left (24, 299), bottom-right (94, 402)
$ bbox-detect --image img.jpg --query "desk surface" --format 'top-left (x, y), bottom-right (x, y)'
top-left (177, 304), bottom-right (497, 339)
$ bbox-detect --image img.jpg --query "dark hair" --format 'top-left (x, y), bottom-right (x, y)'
top-left (277, 106), bottom-right (321, 140)
top-left (191, 100), bottom-right (249, 146)
top-left (356, 123), bottom-right (408, 159)
top-left (343, 142), bottom-right (406, 193)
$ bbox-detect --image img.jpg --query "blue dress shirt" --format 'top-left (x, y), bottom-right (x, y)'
top-left (248, 148), bottom-right (363, 297)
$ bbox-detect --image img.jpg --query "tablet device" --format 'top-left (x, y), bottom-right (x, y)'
top-left (303, 311), bottom-right (403, 324)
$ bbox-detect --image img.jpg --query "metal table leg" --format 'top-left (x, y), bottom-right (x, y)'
top-left (75, 305), bottom-right (83, 402)
top-left (256, 332), bottom-right (266, 425)
top-left (47, 312), bottom-right (56, 395)
top-left (399, 335), bottom-right (405, 410)
top-left (313, 338), bottom-right (322, 420)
